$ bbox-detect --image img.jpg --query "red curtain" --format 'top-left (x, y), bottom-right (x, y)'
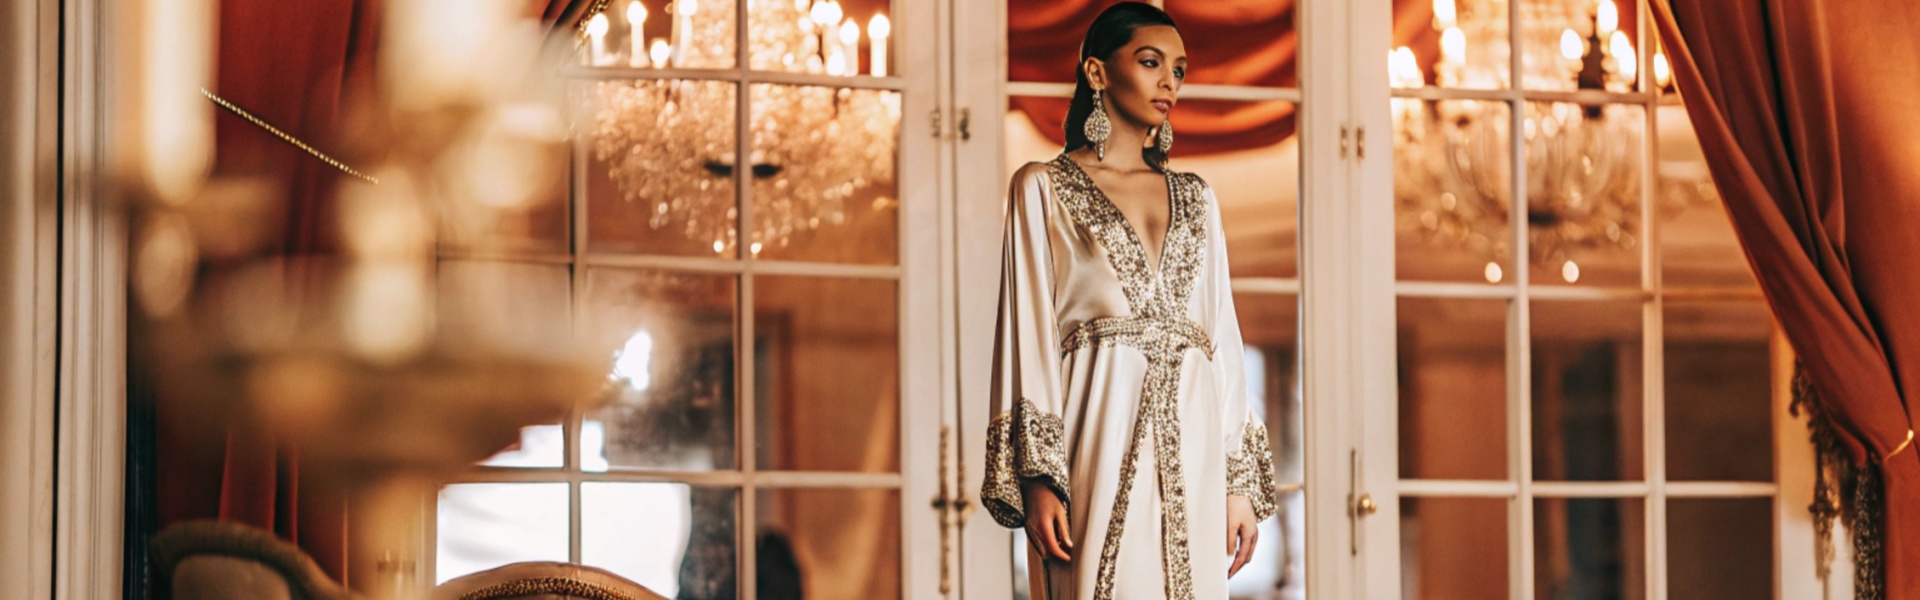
top-left (1650, 0), bottom-right (1920, 595)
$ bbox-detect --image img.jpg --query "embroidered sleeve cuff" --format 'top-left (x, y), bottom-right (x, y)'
top-left (980, 398), bottom-right (1072, 529)
top-left (1227, 419), bottom-right (1280, 522)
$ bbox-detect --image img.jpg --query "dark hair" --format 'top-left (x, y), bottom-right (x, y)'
top-left (1063, 2), bottom-right (1179, 170)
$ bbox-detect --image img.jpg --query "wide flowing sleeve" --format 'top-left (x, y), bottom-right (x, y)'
top-left (980, 163), bottom-right (1071, 530)
top-left (1201, 179), bottom-right (1280, 522)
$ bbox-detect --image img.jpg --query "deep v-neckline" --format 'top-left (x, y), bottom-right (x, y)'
top-left (1060, 156), bottom-right (1178, 274)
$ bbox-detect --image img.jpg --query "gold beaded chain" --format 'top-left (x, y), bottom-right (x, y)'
top-left (199, 88), bottom-right (378, 185)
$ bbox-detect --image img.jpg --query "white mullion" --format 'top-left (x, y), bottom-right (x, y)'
top-left (446, 469), bottom-right (908, 488)
top-left (581, 253), bottom-right (906, 279)
top-left (1394, 280), bottom-right (1519, 299)
top-left (1526, 285), bottom-right (1650, 302)
top-left (563, 66), bottom-right (909, 91)
top-left (1640, 2), bottom-right (1670, 593)
top-left (1397, 479), bottom-right (1521, 497)
top-left (437, 250), bottom-right (577, 265)
top-left (1530, 481), bottom-right (1651, 497)
top-left (1664, 481), bottom-right (1777, 498)
top-left (733, 1), bottom-right (757, 594)
top-left (567, 78), bottom-right (592, 568)
top-left (1391, 86), bottom-right (1654, 105)
top-left (1507, 0), bottom-right (1533, 593)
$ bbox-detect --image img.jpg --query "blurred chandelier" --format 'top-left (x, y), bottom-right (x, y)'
top-left (582, 0), bottom-right (899, 254)
top-left (1389, 0), bottom-right (1694, 282)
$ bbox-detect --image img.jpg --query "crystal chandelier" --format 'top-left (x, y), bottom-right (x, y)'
top-left (581, 0), bottom-right (899, 254)
top-left (1390, 0), bottom-right (1698, 282)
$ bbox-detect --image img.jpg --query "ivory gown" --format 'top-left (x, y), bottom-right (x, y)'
top-left (982, 155), bottom-right (1279, 600)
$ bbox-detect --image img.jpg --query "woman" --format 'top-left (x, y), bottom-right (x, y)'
top-left (980, 3), bottom-right (1279, 599)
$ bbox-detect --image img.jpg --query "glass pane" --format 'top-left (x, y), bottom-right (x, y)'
top-left (1238, 294), bottom-right (1301, 483)
top-left (1176, 99), bottom-right (1301, 279)
top-left (1524, 102), bottom-right (1644, 288)
top-left (1668, 498), bottom-right (1773, 599)
top-left (436, 261), bottom-right (573, 356)
top-left (1664, 300), bottom-right (1774, 481)
top-left (1395, 99), bottom-right (1515, 284)
top-left (435, 483), bottom-right (569, 583)
top-left (1392, 0), bottom-right (1511, 89)
top-left (1518, 0), bottom-right (1643, 92)
top-left (479, 424), bottom-right (565, 468)
top-left (1401, 497), bottom-right (1509, 599)
top-left (582, 0), bottom-right (735, 69)
top-left (754, 276), bottom-right (899, 472)
top-left (582, 80), bottom-right (738, 256)
top-left (581, 483), bottom-right (737, 598)
top-left (751, 0), bottom-right (893, 77)
top-left (757, 488), bottom-right (900, 599)
top-left (1655, 104), bottom-right (1753, 290)
top-left (1533, 497), bottom-right (1645, 600)
top-left (1399, 297), bottom-right (1509, 480)
top-left (585, 268), bottom-right (738, 471)
top-left (748, 84), bottom-right (900, 264)
top-left (436, 150), bottom-right (569, 254)
top-left (1531, 300), bottom-right (1644, 481)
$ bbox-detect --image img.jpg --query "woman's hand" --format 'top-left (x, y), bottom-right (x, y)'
top-left (1023, 479), bottom-right (1073, 563)
top-left (1227, 495), bottom-right (1259, 577)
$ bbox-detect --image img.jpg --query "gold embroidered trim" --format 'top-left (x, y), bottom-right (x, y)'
top-left (981, 398), bottom-right (1072, 529)
top-left (1228, 419), bottom-right (1281, 521)
top-left (455, 577), bottom-right (647, 600)
top-left (1046, 154), bottom-right (1212, 600)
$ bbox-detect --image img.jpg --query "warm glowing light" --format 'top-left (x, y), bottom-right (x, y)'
top-left (678, 0), bottom-right (697, 16)
top-left (1597, 0), bottom-right (1619, 35)
top-left (1561, 260), bottom-right (1581, 283)
top-left (587, 13), bottom-right (610, 37)
top-left (627, 2), bottom-right (648, 67)
top-left (1610, 31), bottom-right (1637, 80)
top-left (1433, 0), bottom-right (1457, 28)
top-left (826, 52), bottom-right (846, 75)
top-left (650, 39), bottom-right (671, 66)
top-left (1653, 52), bottom-right (1671, 87)
top-left (868, 14), bottom-right (891, 77)
top-left (810, 0), bottom-right (841, 27)
top-left (712, 240), bottom-right (726, 253)
top-left (1440, 27), bottom-right (1466, 65)
top-left (1484, 262), bottom-right (1505, 284)
top-left (587, 13), bottom-right (611, 65)
top-left (1390, 46), bottom-right (1422, 88)
top-left (750, 242), bottom-right (764, 255)
top-left (838, 20), bottom-right (859, 44)
top-left (612, 331), bottom-right (654, 391)
top-left (1560, 29), bottom-right (1585, 61)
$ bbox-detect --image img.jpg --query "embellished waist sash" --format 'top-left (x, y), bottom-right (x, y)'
top-left (1063, 314), bottom-right (1213, 600)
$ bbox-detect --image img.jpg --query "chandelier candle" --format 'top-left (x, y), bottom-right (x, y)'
top-left (587, 13), bottom-right (611, 66)
top-left (627, 1), bottom-right (648, 67)
top-left (869, 14), bottom-right (889, 77)
top-left (839, 21), bottom-right (860, 76)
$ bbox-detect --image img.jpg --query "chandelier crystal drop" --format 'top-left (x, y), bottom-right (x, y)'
top-left (584, 0), bottom-right (899, 254)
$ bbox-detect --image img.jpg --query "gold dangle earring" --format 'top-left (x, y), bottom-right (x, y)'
top-left (1085, 89), bottom-right (1112, 160)
top-left (1156, 119), bottom-right (1174, 154)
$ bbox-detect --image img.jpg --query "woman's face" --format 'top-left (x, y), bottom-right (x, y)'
top-left (1088, 25), bottom-right (1187, 128)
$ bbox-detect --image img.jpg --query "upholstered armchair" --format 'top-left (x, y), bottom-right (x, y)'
top-left (435, 562), bottom-right (668, 600)
top-left (152, 520), bottom-right (354, 600)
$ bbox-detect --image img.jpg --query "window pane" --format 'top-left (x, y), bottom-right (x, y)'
top-left (1655, 104), bottom-right (1753, 291)
top-left (1664, 300), bottom-right (1774, 481)
top-left (435, 483), bottom-right (569, 584)
top-left (581, 483), bottom-right (737, 598)
top-left (1533, 497), bottom-right (1645, 600)
top-left (751, 0), bottom-right (893, 77)
top-left (1399, 297), bottom-right (1509, 480)
top-left (1238, 293), bottom-right (1301, 484)
top-left (757, 488), bottom-right (900, 599)
top-left (1401, 497), bottom-right (1509, 599)
top-left (1531, 300), bottom-right (1644, 481)
top-left (1524, 102), bottom-right (1644, 288)
top-left (1391, 0), bottom-right (1512, 89)
top-left (1177, 99), bottom-right (1301, 280)
top-left (754, 276), bottom-right (899, 472)
top-left (1234, 488), bottom-right (1306, 598)
top-left (1668, 498), bottom-right (1773, 599)
top-left (585, 268), bottom-right (738, 471)
top-left (581, 0), bottom-right (735, 69)
top-left (436, 261), bottom-right (572, 357)
top-left (1395, 99), bottom-right (1515, 284)
top-left (583, 80), bottom-right (738, 257)
top-left (1518, 0), bottom-right (1643, 92)
top-left (479, 424), bottom-right (565, 468)
top-left (747, 84), bottom-right (900, 264)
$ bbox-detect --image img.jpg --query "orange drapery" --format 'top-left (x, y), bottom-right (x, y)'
top-left (1651, 0), bottom-right (1920, 595)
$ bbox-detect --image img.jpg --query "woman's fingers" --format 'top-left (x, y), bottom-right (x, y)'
top-left (1032, 511), bottom-right (1072, 562)
top-left (1053, 509), bottom-right (1075, 553)
top-left (1228, 522), bottom-right (1258, 577)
